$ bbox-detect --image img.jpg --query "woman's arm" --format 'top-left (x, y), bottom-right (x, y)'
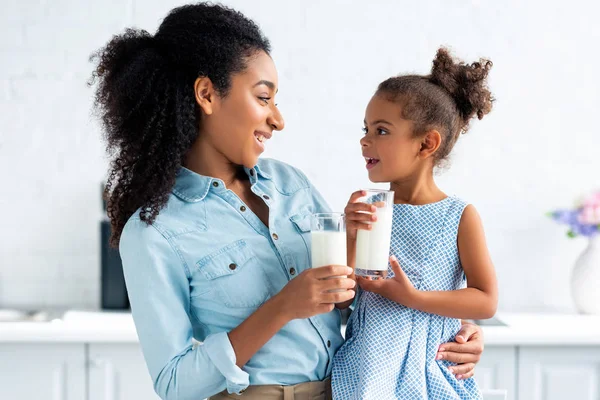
top-left (121, 219), bottom-right (249, 399)
top-left (357, 205), bottom-right (498, 320)
top-left (120, 219), bottom-right (355, 399)
top-left (229, 264), bottom-right (355, 366)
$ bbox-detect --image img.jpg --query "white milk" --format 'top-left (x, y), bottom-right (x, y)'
top-left (311, 231), bottom-right (347, 293)
top-left (311, 231), bottom-right (347, 268)
top-left (355, 206), bottom-right (393, 273)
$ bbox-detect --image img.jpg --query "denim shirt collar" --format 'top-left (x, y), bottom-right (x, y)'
top-left (172, 164), bottom-right (273, 203)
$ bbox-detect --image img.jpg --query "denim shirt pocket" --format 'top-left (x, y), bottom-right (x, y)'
top-left (290, 211), bottom-right (312, 270)
top-left (194, 239), bottom-right (271, 308)
top-left (290, 211), bottom-right (312, 232)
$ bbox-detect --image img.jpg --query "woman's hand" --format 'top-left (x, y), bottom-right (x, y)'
top-left (344, 190), bottom-right (377, 241)
top-left (437, 322), bottom-right (484, 379)
top-left (275, 265), bottom-right (355, 320)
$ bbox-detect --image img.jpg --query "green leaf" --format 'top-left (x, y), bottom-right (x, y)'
top-left (567, 230), bottom-right (577, 238)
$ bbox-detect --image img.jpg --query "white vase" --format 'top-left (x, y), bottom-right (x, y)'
top-left (571, 236), bottom-right (600, 314)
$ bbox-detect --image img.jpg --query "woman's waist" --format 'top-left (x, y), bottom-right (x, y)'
top-left (210, 377), bottom-right (332, 399)
top-left (246, 366), bottom-right (331, 387)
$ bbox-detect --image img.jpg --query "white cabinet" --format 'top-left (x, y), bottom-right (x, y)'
top-left (4, 341), bottom-right (600, 400)
top-left (518, 346), bottom-right (600, 400)
top-left (476, 346), bottom-right (517, 400)
top-left (0, 343), bottom-right (86, 400)
top-left (88, 343), bottom-right (160, 400)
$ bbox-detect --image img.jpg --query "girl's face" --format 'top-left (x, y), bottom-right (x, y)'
top-left (360, 94), bottom-right (425, 183)
top-left (198, 50), bottom-right (285, 169)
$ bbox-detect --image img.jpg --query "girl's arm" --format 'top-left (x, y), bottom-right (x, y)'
top-left (357, 205), bottom-right (498, 320)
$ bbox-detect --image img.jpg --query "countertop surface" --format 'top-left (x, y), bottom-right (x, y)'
top-left (1, 310), bottom-right (600, 345)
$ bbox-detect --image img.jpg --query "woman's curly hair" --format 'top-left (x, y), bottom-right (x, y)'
top-left (377, 47), bottom-right (494, 166)
top-left (89, 3), bottom-right (271, 247)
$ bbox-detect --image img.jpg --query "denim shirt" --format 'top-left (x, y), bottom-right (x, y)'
top-left (119, 158), bottom-right (344, 399)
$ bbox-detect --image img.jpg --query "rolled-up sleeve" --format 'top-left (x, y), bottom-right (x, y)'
top-left (119, 218), bottom-right (249, 400)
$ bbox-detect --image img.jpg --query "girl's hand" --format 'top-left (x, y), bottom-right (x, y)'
top-left (344, 190), bottom-right (377, 241)
top-left (356, 255), bottom-right (417, 306)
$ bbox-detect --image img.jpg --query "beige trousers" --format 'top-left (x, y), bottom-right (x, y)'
top-left (209, 377), bottom-right (332, 400)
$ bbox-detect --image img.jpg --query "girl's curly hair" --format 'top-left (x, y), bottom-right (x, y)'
top-left (377, 47), bottom-right (494, 166)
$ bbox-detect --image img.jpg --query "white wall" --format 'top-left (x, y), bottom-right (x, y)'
top-left (1, 0), bottom-right (598, 312)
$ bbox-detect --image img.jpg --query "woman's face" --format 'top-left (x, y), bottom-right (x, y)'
top-left (198, 50), bottom-right (285, 169)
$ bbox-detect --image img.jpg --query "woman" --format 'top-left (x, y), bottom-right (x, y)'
top-left (90, 3), bottom-right (485, 399)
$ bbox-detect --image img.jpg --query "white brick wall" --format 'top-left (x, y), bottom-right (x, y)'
top-left (1, 0), bottom-right (599, 312)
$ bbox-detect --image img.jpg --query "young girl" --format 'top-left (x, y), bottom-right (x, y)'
top-left (332, 48), bottom-right (498, 400)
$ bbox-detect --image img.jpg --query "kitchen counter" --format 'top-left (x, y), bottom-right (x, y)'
top-left (476, 313), bottom-right (600, 345)
top-left (1, 311), bottom-right (600, 345)
top-left (0, 311), bottom-right (139, 343)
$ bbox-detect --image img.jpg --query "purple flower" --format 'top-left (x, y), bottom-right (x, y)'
top-left (550, 210), bottom-right (579, 225)
top-left (549, 209), bottom-right (599, 238)
top-left (577, 224), bottom-right (599, 237)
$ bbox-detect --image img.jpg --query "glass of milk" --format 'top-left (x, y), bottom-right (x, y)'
top-left (311, 213), bottom-right (347, 295)
top-left (354, 189), bottom-right (394, 279)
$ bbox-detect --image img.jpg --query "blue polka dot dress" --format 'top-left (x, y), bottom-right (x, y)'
top-left (332, 196), bottom-right (482, 400)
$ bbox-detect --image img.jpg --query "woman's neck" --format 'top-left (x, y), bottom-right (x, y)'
top-left (389, 167), bottom-right (446, 205)
top-left (184, 137), bottom-right (248, 188)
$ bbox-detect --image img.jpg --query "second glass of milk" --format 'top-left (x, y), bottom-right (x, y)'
top-left (311, 212), bottom-right (347, 294)
top-left (354, 189), bottom-right (394, 279)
